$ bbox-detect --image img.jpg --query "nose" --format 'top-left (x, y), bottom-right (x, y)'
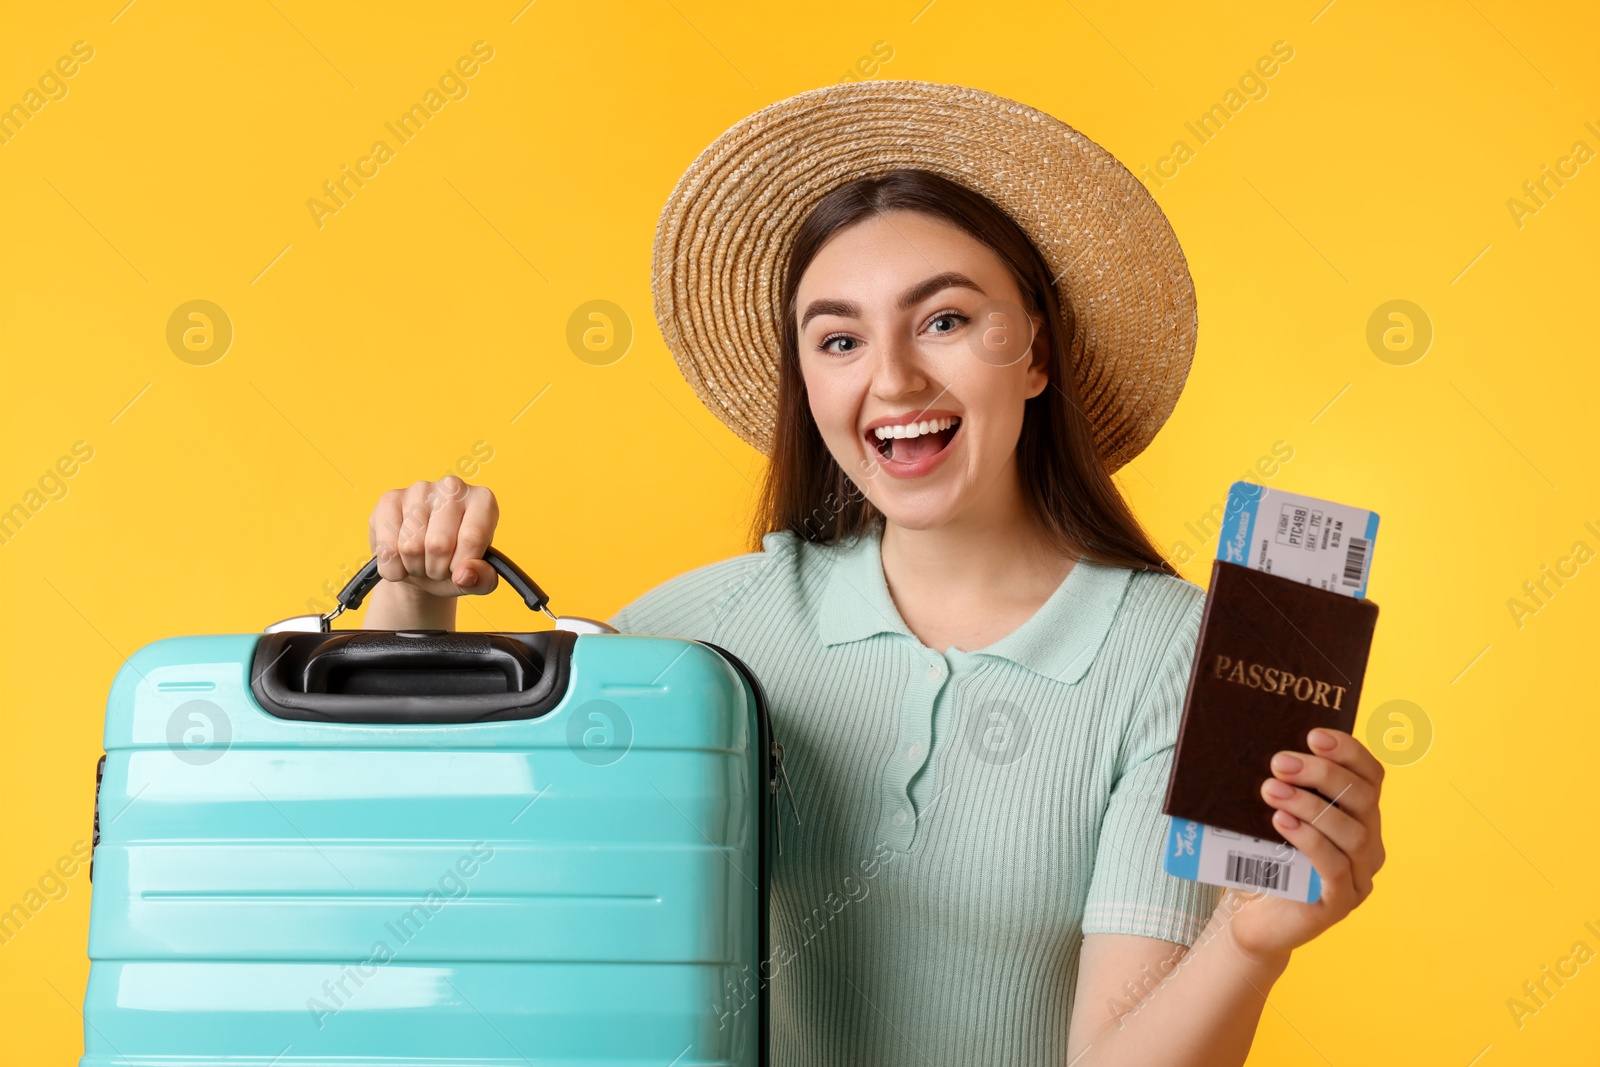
top-left (868, 332), bottom-right (930, 403)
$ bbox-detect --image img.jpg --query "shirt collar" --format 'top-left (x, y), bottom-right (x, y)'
top-left (814, 521), bottom-right (1134, 684)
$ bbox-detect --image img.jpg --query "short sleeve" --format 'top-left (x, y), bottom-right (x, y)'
top-left (606, 547), bottom-right (771, 641)
top-left (1080, 591), bottom-right (1223, 946)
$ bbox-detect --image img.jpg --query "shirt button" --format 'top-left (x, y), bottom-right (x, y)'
top-left (926, 663), bottom-right (941, 680)
top-left (908, 741), bottom-right (924, 762)
top-left (892, 807), bottom-right (909, 827)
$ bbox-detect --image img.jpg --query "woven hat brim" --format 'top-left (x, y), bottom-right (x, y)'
top-left (652, 79), bottom-right (1197, 473)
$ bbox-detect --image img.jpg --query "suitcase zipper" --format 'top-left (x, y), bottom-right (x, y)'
top-left (770, 739), bottom-right (799, 856)
top-left (90, 753), bottom-right (105, 882)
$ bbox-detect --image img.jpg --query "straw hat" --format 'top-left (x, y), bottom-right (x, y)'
top-left (650, 79), bottom-right (1197, 473)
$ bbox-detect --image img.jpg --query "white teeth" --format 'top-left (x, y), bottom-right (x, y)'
top-left (872, 416), bottom-right (959, 441)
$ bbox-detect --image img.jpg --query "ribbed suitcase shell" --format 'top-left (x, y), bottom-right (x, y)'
top-left (84, 631), bottom-right (769, 1066)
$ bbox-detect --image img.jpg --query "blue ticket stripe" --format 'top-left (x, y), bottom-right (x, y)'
top-left (1219, 481), bottom-right (1262, 565)
top-left (1164, 817), bottom-right (1203, 881)
top-left (1353, 509), bottom-right (1381, 599)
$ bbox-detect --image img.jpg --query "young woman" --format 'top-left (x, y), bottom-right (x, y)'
top-left (363, 83), bottom-right (1386, 1066)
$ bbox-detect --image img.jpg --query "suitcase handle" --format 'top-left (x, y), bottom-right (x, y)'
top-left (252, 629), bottom-right (576, 723)
top-left (333, 546), bottom-right (555, 621)
top-left (299, 631), bottom-right (538, 696)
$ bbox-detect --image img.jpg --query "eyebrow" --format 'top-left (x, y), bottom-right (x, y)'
top-left (799, 271), bottom-right (987, 331)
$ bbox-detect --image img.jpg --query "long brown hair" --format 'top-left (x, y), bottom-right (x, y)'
top-left (751, 167), bottom-right (1176, 577)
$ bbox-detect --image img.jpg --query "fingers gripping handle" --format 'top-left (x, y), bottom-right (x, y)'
top-left (336, 546), bottom-right (555, 621)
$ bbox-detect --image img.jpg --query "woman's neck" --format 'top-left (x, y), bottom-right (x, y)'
top-left (876, 474), bottom-right (1079, 654)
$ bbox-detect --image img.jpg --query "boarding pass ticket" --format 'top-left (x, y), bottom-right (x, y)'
top-left (1164, 481), bottom-right (1380, 903)
top-left (1218, 481), bottom-right (1379, 597)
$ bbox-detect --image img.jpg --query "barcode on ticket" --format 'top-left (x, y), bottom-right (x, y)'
top-left (1225, 850), bottom-right (1288, 891)
top-left (1166, 813), bottom-right (1323, 903)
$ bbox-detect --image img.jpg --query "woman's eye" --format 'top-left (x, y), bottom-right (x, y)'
top-left (927, 312), bottom-right (969, 335)
top-left (818, 334), bottom-right (857, 354)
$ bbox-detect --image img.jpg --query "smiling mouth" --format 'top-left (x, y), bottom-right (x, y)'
top-left (869, 416), bottom-right (962, 464)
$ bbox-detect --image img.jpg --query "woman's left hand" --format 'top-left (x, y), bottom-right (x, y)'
top-left (1223, 726), bottom-right (1387, 966)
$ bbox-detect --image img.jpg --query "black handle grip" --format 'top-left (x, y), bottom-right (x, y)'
top-left (300, 631), bottom-right (536, 695)
top-left (337, 546), bottom-right (552, 615)
top-left (251, 629), bottom-right (577, 724)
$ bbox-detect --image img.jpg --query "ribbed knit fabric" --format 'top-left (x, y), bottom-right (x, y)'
top-left (608, 520), bottom-right (1223, 1066)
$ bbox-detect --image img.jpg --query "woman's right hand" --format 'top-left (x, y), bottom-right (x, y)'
top-left (364, 478), bottom-right (501, 626)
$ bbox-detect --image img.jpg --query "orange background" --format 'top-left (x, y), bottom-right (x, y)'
top-left (2, 1), bottom-right (1596, 1062)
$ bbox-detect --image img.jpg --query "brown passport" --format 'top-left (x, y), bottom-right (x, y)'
top-left (1162, 558), bottom-right (1381, 845)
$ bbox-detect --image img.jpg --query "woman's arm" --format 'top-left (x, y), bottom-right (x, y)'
top-left (1067, 725), bottom-right (1387, 1066)
top-left (358, 477), bottom-right (503, 631)
top-left (1067, 907), bottom-right (1288, 1065)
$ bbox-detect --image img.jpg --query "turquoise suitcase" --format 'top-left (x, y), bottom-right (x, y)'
top-left (83, 548), bottom-right (796, 1066)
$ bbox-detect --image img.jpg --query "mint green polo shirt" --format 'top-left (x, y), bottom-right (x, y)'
top-left (608, 519), bottom-right (1222, 1065)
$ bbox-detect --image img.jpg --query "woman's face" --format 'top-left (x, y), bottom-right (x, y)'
top-left (795, 209), bottom-right (1048, 531)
